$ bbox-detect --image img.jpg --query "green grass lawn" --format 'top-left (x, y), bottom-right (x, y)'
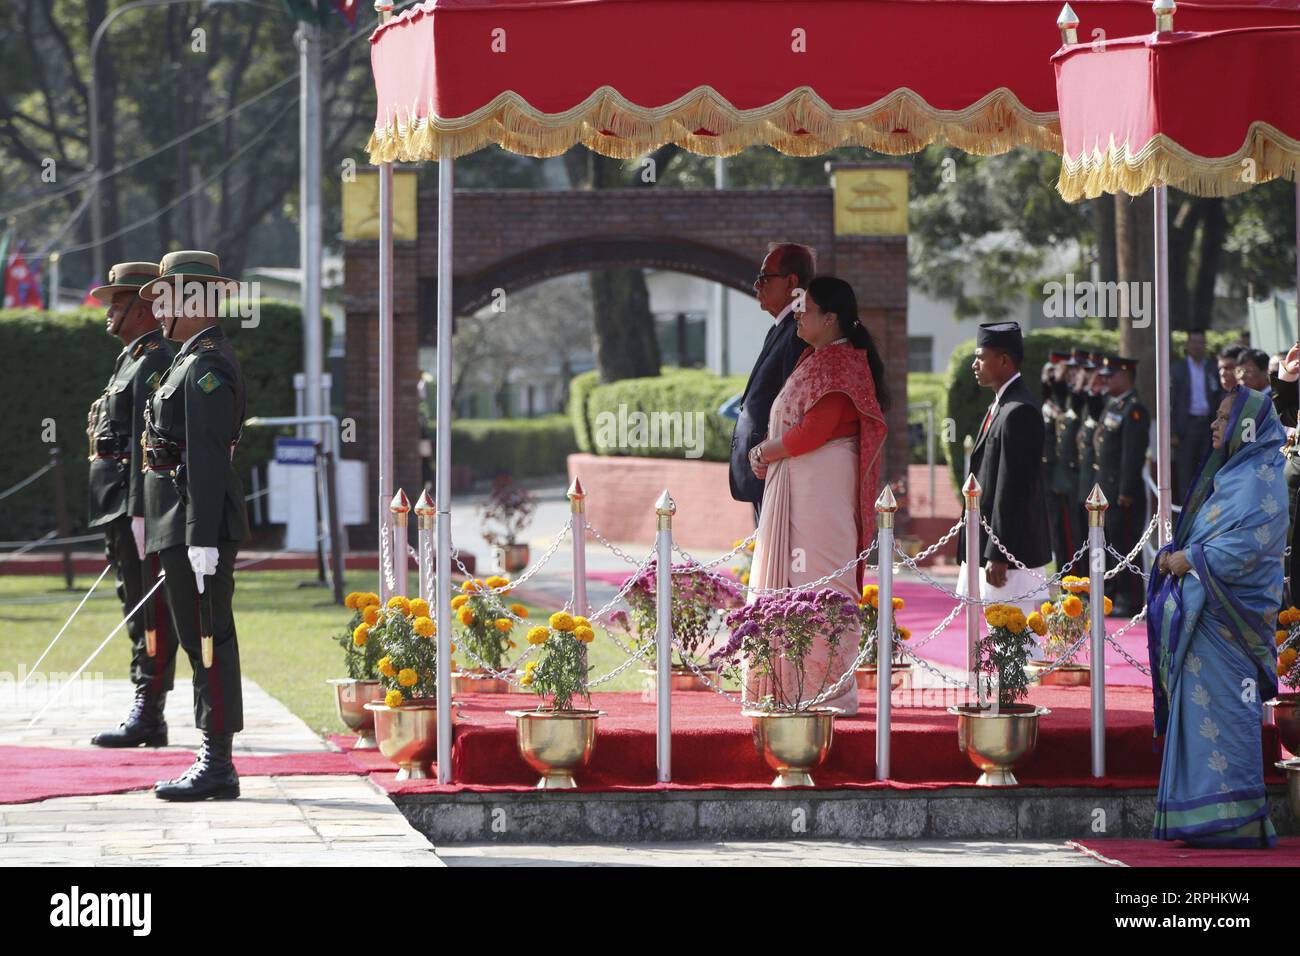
top-left (0, 571), bottom-right (645, 737)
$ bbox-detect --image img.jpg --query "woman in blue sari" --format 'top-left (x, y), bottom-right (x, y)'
top-left (1148, 386), bottom-right (1286, 848)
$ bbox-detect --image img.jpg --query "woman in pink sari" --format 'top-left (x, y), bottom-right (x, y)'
top-left (745, 276), bottom-right (889, 715)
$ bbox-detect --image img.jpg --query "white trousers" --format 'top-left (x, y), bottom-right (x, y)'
top-left (956, 562), bottom-right (1050, 615)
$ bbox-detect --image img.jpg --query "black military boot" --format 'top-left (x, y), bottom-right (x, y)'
top-left (154, 732), bottom-right (239, 801)
top-left (91, 686), bottom-right (168, 748)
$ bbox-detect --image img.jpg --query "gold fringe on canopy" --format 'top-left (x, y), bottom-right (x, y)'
top-left (1058, 122), bottom-right (1300, 201)
top-left (365, 84), bottom-right (1061, 163)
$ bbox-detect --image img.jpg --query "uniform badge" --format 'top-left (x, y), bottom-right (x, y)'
top-left (199, 338), bottom-right (216, 351)
top-left (146, 371), bottom-right (162, 391)
top-left (197, 371), bottom-right (221, 394)
top-left (1131, 409), bottom-right (1142, 421)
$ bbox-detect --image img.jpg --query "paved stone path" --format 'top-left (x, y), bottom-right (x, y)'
top-left (0, 679), bottom-right (441, 867)
top-left (439, 839), bottom-right (1105, 867)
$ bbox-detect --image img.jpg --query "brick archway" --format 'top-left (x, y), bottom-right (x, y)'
top-left (343, 181), bottom-right (909, 539)
top-left (452, 235), bottom-right (757, 317)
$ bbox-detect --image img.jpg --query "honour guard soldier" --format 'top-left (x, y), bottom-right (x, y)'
top-left (87, 263), bottom-right (178, 747)
top-left (1075, 352), bottom-right (1106, 539)
top-left (1051, 350), bottom-right (1089, 571)
top-left (1095, 356), bottom-right (1150, 616)
top-left (139, 251), bottom-right (249, 801)
top-left (1041, 349), bottom-right (1072, 568)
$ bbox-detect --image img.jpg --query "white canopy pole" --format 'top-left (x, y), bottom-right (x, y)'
top-left (1153, 0), bottom-right (1175, 547)
top-left (434, 156), bottom-right (455, 784)
top-left (378, 161), bottom-right (395, 600)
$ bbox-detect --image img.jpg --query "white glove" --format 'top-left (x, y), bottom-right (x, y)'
top-left (131, 516), bottom-right (146, 560)
top-left (188, 546), bottom-right (219, 595)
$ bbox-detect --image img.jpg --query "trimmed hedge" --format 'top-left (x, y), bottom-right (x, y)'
top-left (907, 372), bottom-right (949, 465)
top-left (442, 415), bottom-right (577, 481)
top-left (2, 302), bottom-right (309, 542)
top-left (942, 328), bottom-right (1244, 490)
top-left (571, 368), bottom-right (748, 462)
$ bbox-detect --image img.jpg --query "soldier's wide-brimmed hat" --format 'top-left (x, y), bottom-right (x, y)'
top-left (139, 250), bottom-right (236, 301)
top-left (1098, 355), bottom-right (1139, 377)
top-left (88, 262), bottom-right (161, 303)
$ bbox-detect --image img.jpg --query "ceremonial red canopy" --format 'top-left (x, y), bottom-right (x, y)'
top-left (1054, 24), bottom-right (1300, 199)
top-left (366, 0), bottom-right (1300, 163)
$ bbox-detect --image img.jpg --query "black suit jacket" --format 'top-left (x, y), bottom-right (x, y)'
top-left (955, 375), bottom-right (1053, 568)
top-left (1170, 356), bottom-right (1220, 436)
top-left (1271, 374), bottom-right (1298, 428)
top-left (728, 308), bottom-right (808, 504)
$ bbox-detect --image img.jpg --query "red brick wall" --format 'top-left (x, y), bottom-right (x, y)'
top-left (568, 453), bottom-right (755, 549)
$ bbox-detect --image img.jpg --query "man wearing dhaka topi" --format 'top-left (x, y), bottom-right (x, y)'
top-left (956, 322), bottom-right (1052, 613)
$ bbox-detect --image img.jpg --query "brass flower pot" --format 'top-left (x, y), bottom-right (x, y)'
top-left (326, 678), bottom-right (385, 749)
top-left (364, 698), bottom-right (451, 780)
top-left (498, 543), bottom-right (530, 574)
top-left (1276, 758), bottom-right (1300, 819)
top-left (949, 704), bottom-right (1050, 787)
top-left (1027, 659), bottom-right (1091, 687)
top-left (742, 708), bottom-right (840, 788)
top-left (507, 709), bottom-right (604, 789)
top-left (854, 663), bottom-right (912, 691)
top-left (1266, 693), bottom-right (1300, 758)
top-left (451, 669), bottom-right (512, 695)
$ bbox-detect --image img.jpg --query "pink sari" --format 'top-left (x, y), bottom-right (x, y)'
top-left (746, 342), bottom-right (888, 715)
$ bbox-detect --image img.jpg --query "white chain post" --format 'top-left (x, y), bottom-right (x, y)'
top-left (1087, 483), bottom-right (1109, 777)
top-left (655, 489), bottom-right (676, 783)
top-left (568, 478), bottom-right (588, 615)
top-left (962, 473), bottom-right (983, 707)
top-left (390, 489), bottom-right (410, 598)
top-left (415, 489), bottom-right (434, 602)
top-left (875, 485), bottom-right (897, 780)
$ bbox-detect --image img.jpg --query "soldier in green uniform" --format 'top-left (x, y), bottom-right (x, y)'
top-left (1095, 356), bottom-right (1150, 615)
top-left (1075, 352), bottom-right (1106, 546)
top-left (86, 262), bottom-right (179, 747)
top-left (1051, 350), bottom-right (1089, 571)
top-left (1041, 349), bottom-right (1071, 568)
top-left (139, 251), bottom-right (250, 801)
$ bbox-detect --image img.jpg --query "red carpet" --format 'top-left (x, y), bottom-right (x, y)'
top-left (1070, 837), bottom-right (1300, 867)
top-left (361, 686), bottom-right (1285, 795)
top-left (583, 575), bottom-right (1155, 687)
top-left (0, 745), bottom-right (367, 804)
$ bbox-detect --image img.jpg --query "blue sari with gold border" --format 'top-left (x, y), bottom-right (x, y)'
top-left (1147, 386), bottom-right (1284, 848)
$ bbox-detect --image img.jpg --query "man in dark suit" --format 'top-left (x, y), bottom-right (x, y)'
top-left (1170, 329), bottom-right (1220, 503)
top-left (1271, 344), bottom-right (1300, 601)
top-left (729, 242), bottom-right (815, 522)
top-left (955, 322), bottom-right (1052, 611)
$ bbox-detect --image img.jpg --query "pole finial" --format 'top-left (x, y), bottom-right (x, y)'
top-left (1086, 483), bottom-right (1109, 527)
top-left (567, 477), bottom-right (587, 513)
top-left (655, 489), bottom-right (676, 531)
top-left (390, 488), bottom-right (410, 514)
top-left (374, 0), bottom-right (394, 23)
top-left (875, 484), bottom-right (898, 530)
top-left (414, 489), bottom-right (434, 530)
top-left (1153, 0), bottom-right (1175, 32)
top-left (962, 434), bottom-right (975, 454)
top-left (961, 473), bottom-right (982, 501)
top-left (1057, 3), bottom-right (1079, 44)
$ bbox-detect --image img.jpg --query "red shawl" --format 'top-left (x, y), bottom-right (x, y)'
top-left (775, 342), bottom-right (888, 578)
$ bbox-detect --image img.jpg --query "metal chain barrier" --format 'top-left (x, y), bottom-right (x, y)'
top-left (448, 518), bottom-right (572, 597)
top-left (0, 531), bottom-right (59, 564)
top-left (896, 643), bottom-right (971, 688)
top-left (670, 532), bottom-right (757, 570)
top-left (909, 517), bottom-right (964, 563)
top-left (669, 539), bottom-right (879, 598)
top-left (909, 600), bottom-right (965, 650)
top-left (0, 461), bottom-right (54, 502)
top-left (978, 514), bottom-right (1092, 589)
top-left (584, 521), bottom-right (650, 567)
top-left (892, 541), bottom-right (1053, 607)
top-left (1104, 605), bottom-right (1152, 675)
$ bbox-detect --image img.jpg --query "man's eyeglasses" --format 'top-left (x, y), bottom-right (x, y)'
top-left (753, 272), bottom-right (791, 287)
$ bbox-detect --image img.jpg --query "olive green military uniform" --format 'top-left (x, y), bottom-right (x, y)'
top-left (1050, 391), bottom-right (1085, 571)
top-left (1076, 393), bottom-right (1103, 541)
top-left (144, 325), bottom-right (249, 734)
top-left (1095, 389), bottom-right (1150, 613)
top-left (1042, 393), bottom-right (1062, 564)
top-left (88, 327), bottom-right (179, 697)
